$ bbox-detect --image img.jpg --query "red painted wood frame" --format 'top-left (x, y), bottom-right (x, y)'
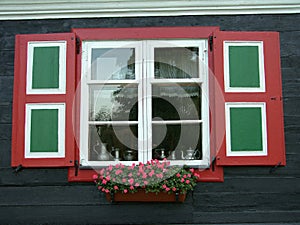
top-left (69, 26), bottom-right (224, 182)
top-left (214, 31), bottom-right (286, 166)
top-left (11, 33), bottom-right (76, 167)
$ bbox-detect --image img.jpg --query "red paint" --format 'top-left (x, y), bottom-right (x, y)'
top-left (214, 31), bottom-right (286, 166)
top-left (11, 33), bottom-right (76, 167)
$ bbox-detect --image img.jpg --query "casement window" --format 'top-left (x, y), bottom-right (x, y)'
top-left (11, 27), bottom-right (285, 181)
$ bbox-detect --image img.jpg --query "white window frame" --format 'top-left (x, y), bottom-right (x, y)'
top-left (26, 41), bottom-right (67, 95)
top-left (224, 41), bottom-right (265, 93)
top-left (80, 40), bottom-right (210, 168)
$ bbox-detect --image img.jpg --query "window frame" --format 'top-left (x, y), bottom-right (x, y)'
top-left (79, 39), bottom-right (210, 168)
top-left (70, 26), bottom-right (224, 182)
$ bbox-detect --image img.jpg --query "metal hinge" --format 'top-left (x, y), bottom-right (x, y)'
top-left (74, 160), bottom-right (79, 176)
top-left (76, 37), bottom-right (81, 54)
top-left (209, 36), bottom-right (214, 52)
top-left (14, 164), bottom-right (23, 173)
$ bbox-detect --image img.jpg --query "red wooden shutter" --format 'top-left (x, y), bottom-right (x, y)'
top-left (11, 33), bottom-right (76, 167)
top-left (214, 31), bottom-right (286, 166)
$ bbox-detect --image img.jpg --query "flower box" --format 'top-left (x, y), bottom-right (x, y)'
top-left (93, 159), bottom-right (199, 203)
top-left (106, 189), bottom-right (186, 203)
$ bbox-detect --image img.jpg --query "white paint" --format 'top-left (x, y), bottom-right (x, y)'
top-left (225, 102), bottom-right (268, 157)
top-left (24, 103), bottom-right (65, 158)
top-left (0, 0), bottom-right (299, 20)
top-left (26, 41), bottom-right (66, 95)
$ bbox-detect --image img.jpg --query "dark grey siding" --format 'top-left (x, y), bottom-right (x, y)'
top-left (0, 14), bottom-right (299, 224)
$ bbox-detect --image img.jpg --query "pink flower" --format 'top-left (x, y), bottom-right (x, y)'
top-left (181, 178), bottom-right (185, 183)
top-left (129, 178), bottom-right (134, 185)
top-left (176, 173), bottom-right (181, 178)
top-left (102, 179), bottom-right (107, 185)
top-left (128, 173), bottom-right (133, 177)
top-left (134, 183), bottom-right (140, 187)
top-left (162, 184), bottom-right (167, 189)
top-left (114, 185), bottom-right (119, 190)
top-left (156, 173), bottom-right (163, 179)
top-left (186, 180), bottom-right (190, 184)
top-left (123, 189), bottom-right (128, 194)
top-left (108, 165), bottom-right (113, 171)
top-left (105, 189), bottom-right (110, 193)
top-left (97, 186), bottom-right (102, 190)
top-left (130, 185), bottom-right (134, 190)
top-left (106, 176), bottom-right (111, 181)
top-left (92, 174), bottom-right (98, 180)
top-left (122, 178), bottom-right (127, 183)
top-left (183, 175), bottom-right (187, 178)
top-left (172, 187), bottom-right (177, 192)
top-left (165, 187), bottom-right (170, 191)
top-left (148, 170), bottom-right (155, 177)
top-left (189, 168), bottom-right (195, 173)
top-left (144, 181), bottom-right (148, 185)
top-left (187, 174), bottom-right (191, 178)
top-left (142, 173), bottom-right (147, 179)
top-left (115, 169), bottom-right (123, 175)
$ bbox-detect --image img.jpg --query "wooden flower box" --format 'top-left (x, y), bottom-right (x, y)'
top-left (106, 189), bottom-right (186, 203)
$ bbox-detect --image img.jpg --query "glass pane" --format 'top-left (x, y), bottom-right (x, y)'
top-left (89, 85), bottom-right (138, 121)
top-left (154, 47), bottom-right (199, 79)
top-left (91, 48), bottom-right (135, 80)
top-left (89, 125), bottom-right (138, 161)
top-left (152, 84), bottom-right (201, 120)
top-left (152, 124), bottom-right (202, 160)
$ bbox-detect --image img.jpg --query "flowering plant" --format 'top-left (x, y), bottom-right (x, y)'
top-left (93, 159), bottom-right (200, 195)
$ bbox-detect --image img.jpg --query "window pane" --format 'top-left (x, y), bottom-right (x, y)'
top-left (89, 125), bottom-right (138, 161)
top-left (152, 84), bottom-right (201, 120)
top-left (89, 85), bottom-right (138, 121)
top-left (91, 48), bottom-right (135, 80)
top-left (152, 124), bottom-right (202, 160)
top-left (154, 47), bottom-right (199, 79)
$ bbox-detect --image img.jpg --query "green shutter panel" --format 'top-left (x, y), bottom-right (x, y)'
top-left (11, 33), bottom-right (76, 167)
top-left (214, 31), bottom-right (286, 166)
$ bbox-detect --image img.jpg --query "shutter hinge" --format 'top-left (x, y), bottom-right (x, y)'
top-left (209, 36), bottom-right (214, 52)
top-left (211, 156), bottom-right (216, 172)
top-left (76, 37), bottom-right (81, 54)
top-left (270, 96), bottom-right (283, 101)
top-left (75, 160), bottom-right (79, 176)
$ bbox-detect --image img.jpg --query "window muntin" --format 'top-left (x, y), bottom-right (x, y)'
top-left (80, 40), bottom-right (209, 168)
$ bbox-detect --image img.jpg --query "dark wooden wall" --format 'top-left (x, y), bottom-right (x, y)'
top-left (0, 14), bottom-right (299, 224)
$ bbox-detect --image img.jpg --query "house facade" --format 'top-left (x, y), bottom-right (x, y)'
top-left (0, 1), bottom-right (299, 224)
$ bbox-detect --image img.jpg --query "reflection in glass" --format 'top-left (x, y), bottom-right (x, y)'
top-left (89, 125), bottom-right (138, 161)
top-left (91, 48), bottom-right (135, 80)
top-left (152, 85), bottom-right (201, 120)
top-left (152, 124), bottom-right (202, 160)
top-left (154, 47), bottom-right (199, 79)
top-left (89, 85), bottom-right (138, 121)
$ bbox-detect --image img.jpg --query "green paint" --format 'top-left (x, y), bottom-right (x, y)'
top-left (32, 46), bottom-right (59, 89)
top-left (229, 46), bottom-right (260, 88)
top-left (30, 109), bottom-right (59, 152)
top-left (230, 107), bottom-right (263, 151)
